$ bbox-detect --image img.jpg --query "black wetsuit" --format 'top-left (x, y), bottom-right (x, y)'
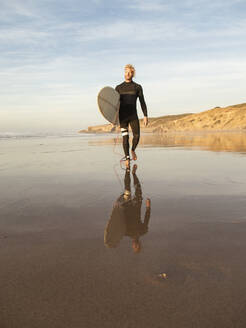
top-left (115, 81), bottom-right (148, 159)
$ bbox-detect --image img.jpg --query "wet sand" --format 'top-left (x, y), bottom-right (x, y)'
top-left (0, 133), bottom-right (246, 327)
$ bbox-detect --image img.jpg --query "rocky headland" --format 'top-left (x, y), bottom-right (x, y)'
top-left (79, 103), bottom-right (246, 134)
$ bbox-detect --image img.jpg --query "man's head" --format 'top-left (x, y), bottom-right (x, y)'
top-left (124, 64), bottom-right (135, 82)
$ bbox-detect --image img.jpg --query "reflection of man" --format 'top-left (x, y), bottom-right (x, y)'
top-left (115, 64), bottom-right (148, 168)
top-left (104, 165), bottom-right (151, 252)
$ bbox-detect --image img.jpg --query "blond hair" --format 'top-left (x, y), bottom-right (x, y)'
top-left (125, 64), bottom-right (135, 77)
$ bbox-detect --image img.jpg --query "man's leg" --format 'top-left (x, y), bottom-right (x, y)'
top-left (129, 119), bottom-right (140, 160)
top-left (120, 121), bottom-right (130, 166)
top-left (123, 169), bottom-right (131, 200)
top-left (132, 166), bottom-right (142, 204)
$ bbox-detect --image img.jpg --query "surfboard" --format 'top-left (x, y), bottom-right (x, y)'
top-left (104, 202), bottom-right (126, 248)
top-left (97, 86), bottom-right (120, 125)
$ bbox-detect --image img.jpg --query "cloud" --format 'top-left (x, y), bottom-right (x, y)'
top-left (183, 0), bottom-right (244, 9)
top-left (1, 17), bottom-right (245, 53)
top-left (0, 28), bottom-right (49, 45)
top-left (74, 20), bottom-right (193, 42)
top-left (124, 0), bottom-right (245, 13)
top-left (126, 0), bottom-right (169, 12)
top-left (0, 0), bottom-right (37, 19)
top-left (73, 17), bottom-right (246, 44)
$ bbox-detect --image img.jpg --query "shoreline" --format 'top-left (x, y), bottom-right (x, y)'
top-left (79, 128), bottom-right (246, 135)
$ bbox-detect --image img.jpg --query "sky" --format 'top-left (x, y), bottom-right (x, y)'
top-left (0, 0), bottom-right (246, 133)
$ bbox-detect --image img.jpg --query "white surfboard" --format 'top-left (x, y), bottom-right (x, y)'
top-left (97, 86), bottom-right (120, 125)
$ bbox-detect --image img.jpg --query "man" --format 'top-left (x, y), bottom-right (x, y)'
top-left (115, 64), bottom-right (148, 167)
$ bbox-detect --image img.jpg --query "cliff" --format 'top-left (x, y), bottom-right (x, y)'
top-left (79, 103), bottom-right (246, 134)
top-left (79, 113), bottom-right (191, 133)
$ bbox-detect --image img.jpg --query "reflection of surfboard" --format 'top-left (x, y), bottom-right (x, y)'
top-left (97, 86), bottom-right (120, 125)
top-left (104, 202), bottom-right (126, 248)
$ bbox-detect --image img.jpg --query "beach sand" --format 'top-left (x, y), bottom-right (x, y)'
top-left (0, 133), bottom-right (246, 327)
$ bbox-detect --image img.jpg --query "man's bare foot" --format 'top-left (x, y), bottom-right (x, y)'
top-left (131, 150), bottom-right (137, 161)
top-left (132, 164), bottom-right (137, 175)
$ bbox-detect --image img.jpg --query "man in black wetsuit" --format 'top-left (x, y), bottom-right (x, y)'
top-left (115, 64), bottom-right (148, 167)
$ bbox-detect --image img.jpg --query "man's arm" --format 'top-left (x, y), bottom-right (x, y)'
top-left (138, 85), bottom-right (148, 126)
top-left (138, 85), bottom-right (147, 116)
top-left (143, 199), bottom-right (151, 226)
top-left (132, 172), bottom-right (142, 202)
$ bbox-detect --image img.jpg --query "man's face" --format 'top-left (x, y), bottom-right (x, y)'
top-left (124, 68), bottom-right (133, 82)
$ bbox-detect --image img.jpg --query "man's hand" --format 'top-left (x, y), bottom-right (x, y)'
top-left (144, 116), bottom-right (148, 127)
